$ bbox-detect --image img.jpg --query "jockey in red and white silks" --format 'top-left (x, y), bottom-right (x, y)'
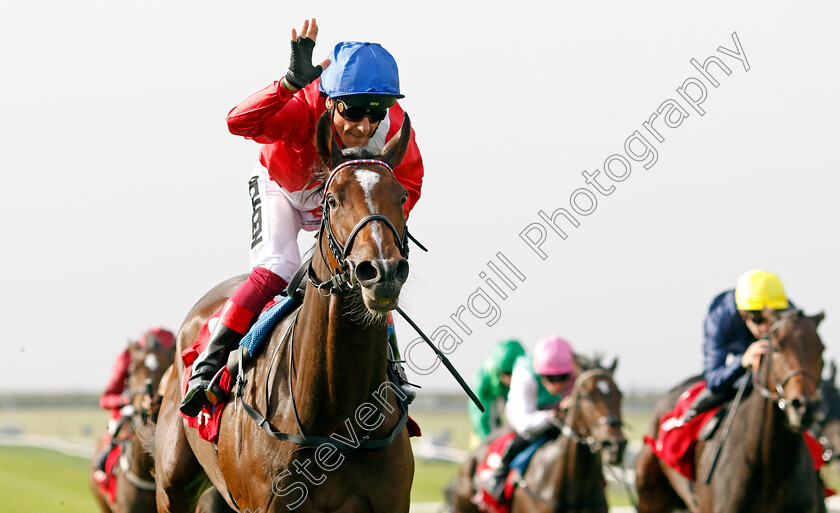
top-left (180, 19), bottom-right (423, 416)
top-left (239, 87), bottom-right (423, 283)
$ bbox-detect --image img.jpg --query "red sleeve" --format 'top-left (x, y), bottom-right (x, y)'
top-left (226, 81), bottom-right (316, 145)
top-left (395, 132), bottom-right (423, 220)
top-left (99, 349), bottom-right (131, 410)
top-left (388, 105), bottom-right (424, 220)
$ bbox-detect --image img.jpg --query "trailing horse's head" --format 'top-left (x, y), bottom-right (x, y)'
top-left (313, 111), bottom-right (412, 315)
top-left (569, 356), bottom-right (626, 466)
top-left (759, 309), bottom-right (825, 432)
top-left (127, 340), bottom-right (174, 416)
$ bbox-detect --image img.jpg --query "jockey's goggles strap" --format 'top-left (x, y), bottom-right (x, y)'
top-left (322, 159), bottom-right (394, 196)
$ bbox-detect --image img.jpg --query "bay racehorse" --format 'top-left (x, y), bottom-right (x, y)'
top-left (812, 361), bottom-right (840, 465)
top-left (635, 309), bottom-right (827, 513)
top-left (449, 355), bottom-right (626, 513)
top-left (91, 338), bottom-right (174, 513)
top-left (153, 112), bottom-right (416, 513)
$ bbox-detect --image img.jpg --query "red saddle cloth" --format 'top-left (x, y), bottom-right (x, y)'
top-left (644, 381), bottom-right (720, 480)
top-left (180, 304), bottom-right (422, 444)
top-left (645, 381), bottom-right (834, 491)
top-left (471, 431), bottom-right (518, 513)
top-left (179, 307), bottom-right (232, 443)
top-left (94, 441), bottom-right (123, 503)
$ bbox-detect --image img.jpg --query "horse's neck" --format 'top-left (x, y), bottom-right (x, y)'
top-left (737, 394), bottom-right (806, 484)
top-left (127, 431), bottom-right (153, 480)
top-left (546, 410), bottom-right (603, 502)
top-left (291, 284), bottom-right (389, 428)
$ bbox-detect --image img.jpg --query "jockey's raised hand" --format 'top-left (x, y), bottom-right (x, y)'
top-left (283, 18), bottom-right (331, 91)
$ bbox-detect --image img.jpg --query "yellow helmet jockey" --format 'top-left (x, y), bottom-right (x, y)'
top-left (735, 270), bottom-right (790, 311)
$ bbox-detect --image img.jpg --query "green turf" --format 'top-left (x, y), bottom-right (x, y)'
top-left (0, 405), bottom-right (653, 509)
top-left (0, 445), bottom-right (97, 513)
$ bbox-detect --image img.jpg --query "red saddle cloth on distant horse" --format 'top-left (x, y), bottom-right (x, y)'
top-left (94, 440), bottom-right (123, 503)
top-left (645, 381), bottom-right (833, 493)
top-left (471, 431), bottom-right (518, 513)
top-left (180, 302), bottom-right (421, 444)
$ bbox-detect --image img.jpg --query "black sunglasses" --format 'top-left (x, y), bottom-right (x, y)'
top-left (335, 99), bottom-right (388, 123)
top-left (745, 311), bottom-right (769, 325)
top-left (543, 373), bottom-right (572, 384)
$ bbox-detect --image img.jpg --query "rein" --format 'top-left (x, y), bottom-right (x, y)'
top-left (234, 309), bottom-right (410, 453)
top-left (234, 157), bottom-right (483, 450)
top-left (312, 159), bottom-right (426, 296)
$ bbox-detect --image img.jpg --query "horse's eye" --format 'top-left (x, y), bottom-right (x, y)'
top-left (401, 195), bottom-right (407, 205)
top-left (327, 195), bottom-right (338, 209)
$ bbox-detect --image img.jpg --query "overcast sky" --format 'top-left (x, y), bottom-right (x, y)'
top-left (2, 1), bottom-right (838, 397)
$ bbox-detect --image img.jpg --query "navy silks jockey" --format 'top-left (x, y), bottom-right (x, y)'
top-left (180, 18), bottom-right (424, 416)
top-left (685, 269), bottom-right (794, 419)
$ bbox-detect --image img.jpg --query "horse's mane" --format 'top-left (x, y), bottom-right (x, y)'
top-left (303, 146), bottom-right (380, 203)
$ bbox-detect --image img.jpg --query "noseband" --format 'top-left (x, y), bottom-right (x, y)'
top-left (753, 317), bottom-right (821, 411)
top-left (308, 159), bottom-right (425, 296)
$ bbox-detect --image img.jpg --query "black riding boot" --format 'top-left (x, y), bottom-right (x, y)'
top-left (682, 386), bottom-right (733, 423)
top-left (485, 435), bottom-right (530, 504)
top-left (179, 325), bottom-right (243, 416)
top-left (388, 331), bottom-right (416, 404)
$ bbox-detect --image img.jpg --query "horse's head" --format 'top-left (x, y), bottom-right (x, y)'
top-left (312, 111), bottom-right (412, 316)
top-left (758, 308), bottom-right (825, 432)
top-left (126, 338), bottom-right (175, 415)
top-left (567, 355), bottom-right (626, 466)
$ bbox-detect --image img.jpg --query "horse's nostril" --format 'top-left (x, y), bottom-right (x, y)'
top-left (355, 261), bottom-right (378, 283)
top-left (395, 259), bottom-right (409, 283)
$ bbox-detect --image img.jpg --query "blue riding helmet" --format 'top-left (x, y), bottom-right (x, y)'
top-left (319, 42), bottom-right (404, 102)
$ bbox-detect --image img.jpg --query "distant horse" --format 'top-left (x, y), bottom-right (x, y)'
top-left (812, 361), bottom-right (840, 464)
top-left (91, 338), bottom-right (174, 513)
top-left (449, 355), bottom-right (626, 513)
top-left (153, 112), bottom-right (416, 513)
top-left (635, 309), bottom-right (826, 513)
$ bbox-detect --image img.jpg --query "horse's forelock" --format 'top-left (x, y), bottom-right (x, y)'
top-left (304, 147), bottom-right (382, 202)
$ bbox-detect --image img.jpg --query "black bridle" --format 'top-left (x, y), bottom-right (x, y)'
top-left (553, 368), bottom-right (624, 454)
top-left (752, 316), bottom-right (821, 412)
top-left (308, 158), bottom-right (425, 296)
top-left (514, 368), bottom-right (626, 509)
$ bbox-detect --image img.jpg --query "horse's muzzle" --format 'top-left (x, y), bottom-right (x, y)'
top-left (601, 438), bottom-right (627, 466)
top-left (784, 395), bottom-right (821, 432)
top-left (355, 257), bottom-right (409, 311)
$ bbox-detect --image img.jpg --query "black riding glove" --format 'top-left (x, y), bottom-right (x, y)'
top-left (284, 37), bottom-right (322, 90)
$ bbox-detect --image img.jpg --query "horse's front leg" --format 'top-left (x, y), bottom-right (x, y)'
top-left (154, 376), bottom-right (210, 513)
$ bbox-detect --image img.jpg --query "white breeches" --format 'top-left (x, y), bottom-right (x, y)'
top-left (248, 164), bottom-right (322, 282)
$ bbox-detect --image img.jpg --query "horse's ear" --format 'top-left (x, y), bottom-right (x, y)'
top-left (811, 311), bottom-right (826, 327)
top-left (315, 111), bottom-right (343, 168)
top-left (608, 357), bottom-right (619, 374)
top-left (380, 112), bottom-right (411, 168)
